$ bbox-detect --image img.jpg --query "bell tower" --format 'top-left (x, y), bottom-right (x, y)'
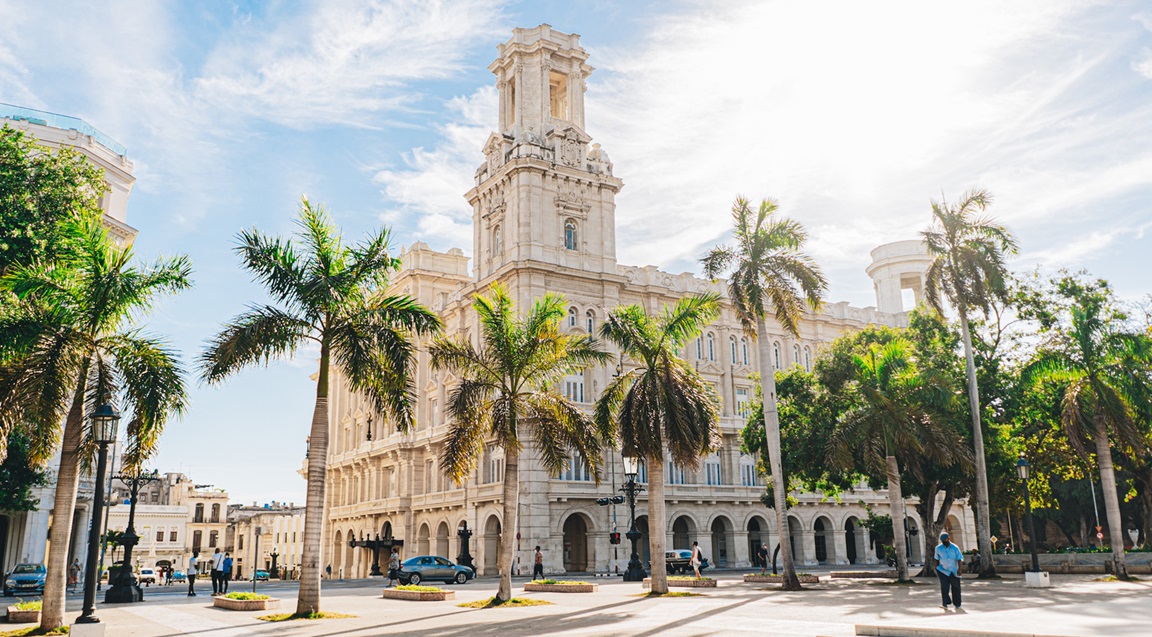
top-left (466, 24), bottom-right (623, 281)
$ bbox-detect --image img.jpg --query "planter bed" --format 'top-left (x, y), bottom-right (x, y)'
top-left (642, 578), bottom-right (717, 588)
top-left (830, 571), bottom-right (897, 579)
top-left (743, 574), bottom-right (820, 584)
top-left (523, 582), bottom-right (598, 593)
top-left (213, 596), bottom-right (281, 611)
top-left (382, 588), bottom-right (456, 601)
top-left (6, 607), bottom-right (41, 624)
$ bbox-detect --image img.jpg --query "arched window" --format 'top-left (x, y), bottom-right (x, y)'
top-left (730, 336), bottom-right (737, 363)
top-left (586, 310), bottom-right (594, 333)
top-left (773, 342), bottom-right (781, 369)
top-left (564, 219), bottom-right (578, 250)
top-left (492, 224), bottom-right (501, 255)
top-left (568, 307), bottom-right (577, 328)
top-left (793, 344), bottom-right (800, 365)
top-left (707, 333), bottom-right (715, 361)
top-left (741, 338), bottom-right (749, 365)
top-left (210, 503), bottom-right (220, 523)
top-left (696, 338), bottom-right (702, 360)
top-left (804, 347), bottom-right (812, 372)
top-left (194, 503), bottom-right (204, 523)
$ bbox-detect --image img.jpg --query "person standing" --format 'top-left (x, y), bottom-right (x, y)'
top-left (690, 541), bottom-right (703, 578)
top-left (325, 564), bottom-right (332, 580)
top-left (386, 548), bottom-right (400, 588)
top-left (934, 532), bottom-right (964, 609)
top-left (68, 559), bottom-right (81, 593)
top-left (222, 553), bottom-right (233, 594)
top-left (187, 551), bottom-right (199, 597)
top-left (532, 546), bottom-right (544, 581)
top-left (210, 548), bottom-right (225, 595)
top-left (757, 543), bottom-right (769, 575)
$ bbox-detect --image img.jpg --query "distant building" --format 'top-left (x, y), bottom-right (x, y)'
top-left (227, 502), bottom-right (306, 580)
top-left (0, 104), bottom-right (136, 577)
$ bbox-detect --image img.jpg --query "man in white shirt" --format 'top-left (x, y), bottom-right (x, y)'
top-left (211, 548), bottom-right (225, 595)
top-left (187, 551), bottom-right (199, 597)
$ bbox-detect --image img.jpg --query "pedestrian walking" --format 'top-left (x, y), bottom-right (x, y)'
top-left (757, 543), bottom-right (769, 575)
top-left (325, 563), bottom-right (332, 579)
top-left (210, 547), bottom-right (225, 595)
top-left (68, 559), bottom-right (81, 593)
top-left (532, 546), bottom-right (545, 581)
top-left (690, 541), bottom-right (703, 578)
top-left (222, 553), bottom-right (233, 593)
top-left (386, 548), bottom-right (400, 588)
top-left (187, 551), bottom-right (199, 596)
top-left (934, 532), bottom-right (964, 609)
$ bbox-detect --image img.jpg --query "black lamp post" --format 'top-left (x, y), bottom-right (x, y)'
top-left (1016, 454), bottom-right (1041, 573)
top-left (105, 468), bottom-right (161, 603)
top-left (621, 455), bottom-right (647, 582)
top-left (77, 403), bottom-right (120, 624)
top-left (270, 549), bottom-right (280, 579)
top-left (456, 522), bottom-right (474, 570)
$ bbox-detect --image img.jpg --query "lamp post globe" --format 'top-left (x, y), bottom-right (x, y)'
top-left (77, 403), bottom-right (120, 624)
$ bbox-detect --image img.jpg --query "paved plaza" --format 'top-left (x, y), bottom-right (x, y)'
top-left (14, 571), bottom-right (1148, 637)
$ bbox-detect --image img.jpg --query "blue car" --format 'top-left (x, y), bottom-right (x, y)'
top-left (4, 563), bottom-right (46, 596)
top-left (397, 556), bottom-right (474, 585)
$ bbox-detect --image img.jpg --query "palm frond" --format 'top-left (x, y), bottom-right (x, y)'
top-left (199, 305), bottom-right (313, 383)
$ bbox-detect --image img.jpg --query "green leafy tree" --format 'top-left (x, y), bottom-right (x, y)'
top-left (0, 219), bottom-right (189, 630)
top-left (0, 430), bottom-right (48, 511)
top-left (828, 339), bottom-right (961, 581)
top-left (431, 283), bottom-right (610, 602)
top-left (922, 188), bottom-right (1018, 577)
top-left (201, 198), bottom-right (440, 614)
top-left (0, 125), bottom-right (106, 275)
top-left (702, 196), bottom-right (826, 590)
top-left (595, 295), bottom-right (721, 594)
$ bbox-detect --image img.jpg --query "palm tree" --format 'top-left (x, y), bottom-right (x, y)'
top-left (595, 295), bottom-right (721, 594)
top-left (922, 188), bottom-right (1017, 577)
top-left (0, 218), bottom-right (189, 630)
top-left (829, 340), bottom-right (958, 581)
top-left (200, 198), bottom-right (440, 615)
top-left (701, 196), bottom-right (826, 590)
top-left (1027, 277), bottom-right (1147, 579)
top-left (430, 283), bottom-right (611, 602)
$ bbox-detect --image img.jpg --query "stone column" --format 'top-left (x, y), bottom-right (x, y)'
top-left (797, 530), bottom-right (818, 566)
top-left (733, 531), bottom-right (751, 568)
top-left (831, 529), bottom-right (850, 565)
top-left (860, 527), bottom-right (878, 564)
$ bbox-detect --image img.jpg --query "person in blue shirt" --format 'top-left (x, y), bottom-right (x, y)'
top-left (934, 532), bottom-right (964, 609)
top-left (222, 553), bottom-right (234, 593)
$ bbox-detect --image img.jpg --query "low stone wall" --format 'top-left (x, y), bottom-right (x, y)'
top-left (212, 596), bottom-right (281, 611)
top-left (643, 578), bottom-right (717, 588)
top-left (744, 574), bottom-right (821, 584)
top-left (830, 571), bottom-right (897, 579)
top-left (382, 588), bottom-right (456, 601)
top-left (6, 607), bottom-right (40, 624)
top-left (523, 583), bottom-right (598, 593)
top-left (992, 552), bottom-right (1152, 574)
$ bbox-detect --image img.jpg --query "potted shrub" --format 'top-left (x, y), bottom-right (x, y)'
top-left (213, 591), bottom-right (282, 611)
top-left (523, 579), bottom-right (599, 593)
top-left (382, 584), bottom-right (456, 601)
top-left (643, 576), bottom-right (717, 588)
top-left (6, 599), bottom-right (42, 624)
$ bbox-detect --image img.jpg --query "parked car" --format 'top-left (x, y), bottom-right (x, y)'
top-left (396, 556), bottom-right (474, 585)
top-left (4, 563), bottom-right (46, 596)
top-left (137, 568), bottom-right (158, 585)
top-left (661, 549), bottom-right (709, 575)
top-left (253, 570), bottom-right (270, 581)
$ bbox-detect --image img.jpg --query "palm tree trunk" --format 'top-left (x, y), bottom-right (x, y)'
top-left (647, 455), bottom-right (667, 594)
top-left (755, 316), bottom-right (800, 590)
top-left (1093, 417), bottom-right (1128, 579)
top-left (886, 455), bottom-right (910, 581)
top-left (41, 367), bottom-right (90, 630)
top-left (958, 310), bottom-right (995, 577)
top-left (497, 443), bottom-right (519, 601)
top-left (296, 340), bottom-right (330, 615)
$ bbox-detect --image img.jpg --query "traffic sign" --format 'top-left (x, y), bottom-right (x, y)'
top-left (1097, 532), bottom-right (1104, 540)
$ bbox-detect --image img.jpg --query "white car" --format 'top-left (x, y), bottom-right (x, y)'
top-left (137, 568), bottom-right (157, 586)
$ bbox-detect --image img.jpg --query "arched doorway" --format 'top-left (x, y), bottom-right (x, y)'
top-left (417, 523), bottom-right (431, 555)
top-left (672, 516), bottom-right (694, 550)
top-left (635, 515), bottom-right (651, 564)
top-left (436, 522), bottom-right (450, 557)
top-left (382, 521), bottom-right (393, 539)
top-left (787, 516), bottom-right (803, 562)
top-left (747, 517), bottom-right (765, 568)
top-left (907, 517), bottom-right (922, 564)
top-left (710, 517), bottom-right (732, 567)
top-left (483, 515), bottom-right (501, 575)
top-left (844, 517), bottom-right (859, 564)
top-left (563, 514), bottom-right (589, 572)
top-left (814, 516), bottom-right (834, 564)
top-left (333, 530), bottom-right (343, 576)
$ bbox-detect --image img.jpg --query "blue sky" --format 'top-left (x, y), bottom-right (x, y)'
top-left (3, 1), bottom-right (1151, 504)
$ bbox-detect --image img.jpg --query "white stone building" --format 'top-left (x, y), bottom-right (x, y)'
top-left (321, 25), bottom-right (975, 577)
top-left (0, 103), bottom-right (137, 577)
top-left (227, 502), bottom-right (306, 580)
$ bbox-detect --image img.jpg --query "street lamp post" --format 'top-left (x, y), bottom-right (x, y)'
top-left (1016, 454), bottom-right (1049, 587)
top-left (621, 455), bottom-right (647, 582)
top-left (77, 403), bottom-right (121, 624)
top-left (106, 468), bottom-right (161, 603)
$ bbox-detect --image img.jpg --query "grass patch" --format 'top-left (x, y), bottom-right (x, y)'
top-left (458, 597), bottom-right (554, 609)
top-left (534, 579), bottom-right (591, 586)
top-left (667, 575), bottom-right (712, 581)
top-left (0, 628), bottom-right (67, 637)
top-left (12, 600), bottom-right (42, 611)
top-left (395, 584), bottom-right (443, 592)
top-left (223, 592), bottom-right (270, 601)
top-left (257, 611), bottom-right (355, 622)
top-left (632, 591), bottom-right (704, 598)
top-left (1095, 575), bottom-right (1142, 582)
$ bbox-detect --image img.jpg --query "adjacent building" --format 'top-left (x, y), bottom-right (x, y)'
top-left (321, 25), bottom-right (975, 578)
top-left (227, 502), bottom-right (306, 580)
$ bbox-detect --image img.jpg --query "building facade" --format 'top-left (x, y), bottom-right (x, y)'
top-left (0, 104), bottom-right (138, 577)
top-left (321, 25), bottom-right (975, 577)
top-left (227, 502), bottom-right (305, 580)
